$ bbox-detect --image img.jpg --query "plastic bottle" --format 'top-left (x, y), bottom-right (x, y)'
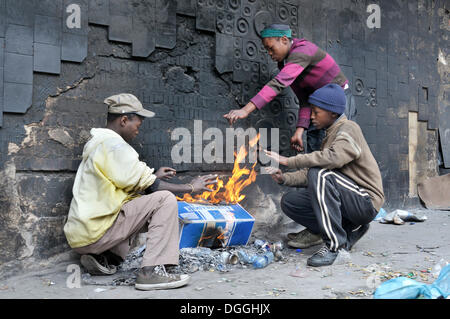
top-left (237, 250), bottom-right (257, 264)
top-left (432, 259), bottom-right (449, 278)
top-left (252, 251), bottom-right (275, 269)
top-left (254, 239), bottom-right (271, 251)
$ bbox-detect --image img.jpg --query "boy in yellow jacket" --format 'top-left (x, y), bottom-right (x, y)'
top-left (64, 93), bottom-right (216, 290)
top-left (265, 84), bottom-right (384, 267)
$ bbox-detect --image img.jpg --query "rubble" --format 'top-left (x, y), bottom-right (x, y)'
top-left (80, 240), bottom-right (287, 287)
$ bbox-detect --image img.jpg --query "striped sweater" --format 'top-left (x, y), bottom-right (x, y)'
top-left (250, 38), bottom-right (348, 128)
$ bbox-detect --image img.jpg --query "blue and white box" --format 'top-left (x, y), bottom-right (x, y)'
top-left (177, 201), bottom-right (255, 249)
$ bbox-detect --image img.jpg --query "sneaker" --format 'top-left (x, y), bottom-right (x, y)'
top-left (307, 246), bottom-right (339, 267)
top-left (345, 224), bottom-right (370, 251)
top-left (287, 228), bottom-right (308, 240)
top-left (135, 265), bottom-right (190, 291)
top-left (287, 229), bottom-right (323, 249)
top-left (80, 254), bottom-right (117, 275)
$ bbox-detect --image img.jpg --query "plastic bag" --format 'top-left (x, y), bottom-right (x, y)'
top-left (374, 264), bottom-right (450, 299)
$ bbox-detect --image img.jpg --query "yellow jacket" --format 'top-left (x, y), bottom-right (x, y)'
top-left (64, 128), bottom-right (156, 248)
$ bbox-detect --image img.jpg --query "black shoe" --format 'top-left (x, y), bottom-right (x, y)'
top-left (103, 250), bottom-right (124, 267)
top-left (307, 246), bottom-right (339, 267)
top-left (346, 224), bottom-right (370, 251)
top-left (80, 253), bottom-right (117, 275)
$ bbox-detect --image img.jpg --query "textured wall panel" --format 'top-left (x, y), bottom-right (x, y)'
top-left (155, 0), bottom-right (177, 49)
top-left (88, 0), bottom-right (110, 26)
top-left (131, 0), bottom-right (156, 57)
top-left (33, 43), bottom-right (61, 74)
top-left (196, 0), bottom-right (216, 32)
top-left (0, 0), bottom-right (5, 37)
top-left (3, 82), bottom-right (32, 113)
top-left (6, 0), bottom-right (35, 27)
top-left (5, 24), bottom-right (33, 55)
top-left (61, 33), bottom-right (88, 63)
top-left (34, 15), bottom-right (62, 46)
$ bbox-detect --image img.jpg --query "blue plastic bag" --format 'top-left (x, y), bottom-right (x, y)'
top-left (374, 264), bottom-right (450, 299)
top-left (373, 208), bottom-right (387, 221)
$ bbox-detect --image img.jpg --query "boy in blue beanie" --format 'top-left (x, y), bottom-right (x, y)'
top-left (265, 84), bottom-right (384, 267)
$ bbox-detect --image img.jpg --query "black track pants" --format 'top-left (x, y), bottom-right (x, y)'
top-left (281, 167), bottom-right (378, 251)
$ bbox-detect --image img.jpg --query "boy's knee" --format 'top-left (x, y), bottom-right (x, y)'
top-left (280, 191), bottom-right (297, 214)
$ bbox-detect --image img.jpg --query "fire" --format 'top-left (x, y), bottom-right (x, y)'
top-left (177, 133), bottom-right (260, 204)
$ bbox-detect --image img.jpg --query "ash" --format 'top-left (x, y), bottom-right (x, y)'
top-left (81, 242), bottom-right (283, 287)
top-left (121, 244), bottom-right (266, 274)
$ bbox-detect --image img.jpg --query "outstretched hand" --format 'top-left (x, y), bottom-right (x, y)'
top-left (191, 174), bottom-right (218, 193)
top-left (223, 109), bottom-right (249, 125)
top-left (155, 167), bottom-right (176, 180)
top-left (265, 166), bottom-right (285, 184)
top-left (264, 150), bottom-right (289, 166)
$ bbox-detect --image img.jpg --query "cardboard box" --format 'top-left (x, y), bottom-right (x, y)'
top-left (177, 201), bottom-right (255, 249)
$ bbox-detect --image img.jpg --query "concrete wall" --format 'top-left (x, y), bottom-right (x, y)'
top-left (0, 0), bottom-right (449, 278)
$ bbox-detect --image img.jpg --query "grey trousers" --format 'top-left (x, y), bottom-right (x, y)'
top-left (74, 190), bottom-right (180, 267)
top-left (281, 168), bottom-right (377, 251)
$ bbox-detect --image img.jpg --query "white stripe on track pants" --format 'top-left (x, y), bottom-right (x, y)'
top-left (281, 167), bottom-right (378, 251)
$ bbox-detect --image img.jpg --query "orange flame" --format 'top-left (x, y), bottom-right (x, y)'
top-left (177, 133), bottom-right (260, 204)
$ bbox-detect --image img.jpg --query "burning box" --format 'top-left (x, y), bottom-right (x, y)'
top-left (177, 201), bottom-right (255, 249)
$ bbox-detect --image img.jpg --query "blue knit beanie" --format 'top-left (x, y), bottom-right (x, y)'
top-left (308, 84), bottom-right (347, 115)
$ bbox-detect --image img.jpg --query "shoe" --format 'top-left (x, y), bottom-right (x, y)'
top-left (307, 246), bottom-right (339, 267)
top-left (346, 224), bottom-right (370, 251)
top-left (103, 250), bottom-right (124, 267)
top-left (287, 229), bottom-right (323, 249)
top-left (135, 265), bottom-right (190, 291)
top-left (287, 228), bottom-right (309, 240)
top-left (80, 254), bottom-right (117, 275)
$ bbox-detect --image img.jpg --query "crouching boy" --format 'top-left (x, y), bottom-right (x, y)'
top-left (265, 84), bottom-right (384, 267)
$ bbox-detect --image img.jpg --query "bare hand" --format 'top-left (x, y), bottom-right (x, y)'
top-left (191, 174), bottom-right (218, 193)
top-left (223, 109), bottom-right (249, 125)
top-left (155, 167), bottom-right (176, 180)
top-left (290, 127), bottom-right (305, 152)
top-left (265, 167), bottom-right (285, 184)
top-left (264, 150), bottom-right (288, 166)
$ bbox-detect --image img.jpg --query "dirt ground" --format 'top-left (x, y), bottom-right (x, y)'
top-left (0, 209), bottom-right (448, 300)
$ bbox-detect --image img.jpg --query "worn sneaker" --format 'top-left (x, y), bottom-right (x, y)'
top-left (346, 224), bottom-right (370, 251)
top-left (80, 254), bottom-right (117, 275)
top-left (307, 246), bottom-right (339, 267)
top-left (135, 265), bottom-right (190, 291)
top-left (287, 228), bottom-right (308, 240)
top-left (287, 229), bottom-right (323, 248)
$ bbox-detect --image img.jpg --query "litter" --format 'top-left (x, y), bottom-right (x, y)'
top-left (334, 249), bottom-right (352, 265)
top-left (373, 264), bottom-right (450, 299)
top-left (379, 209), bottom-right (427, 225)
top-left (252, 251), bottom-right (274, 269)
top-left (289, 264), bottom-right (307, 278)
top-left (373, 207), bottom-right (387, 221)
top-left (432, 259), bottom-right (449, 279)
top-left (94, 288), bottom-right (107, 293)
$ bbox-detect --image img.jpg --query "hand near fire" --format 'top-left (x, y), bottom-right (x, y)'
top-left (223, 108), bottom-right (250, 125)
top-left (155, 167), bottom-right (177, 180)
top-left (265, 166), bottom-right (285, 185)
top-left (263, 150), bottom-right (288, 166)
top-left (190, 174), bottom-right (218, 193)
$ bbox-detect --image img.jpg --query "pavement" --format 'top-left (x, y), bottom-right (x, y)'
top-left (0, 208), bottom-right (448, 300)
